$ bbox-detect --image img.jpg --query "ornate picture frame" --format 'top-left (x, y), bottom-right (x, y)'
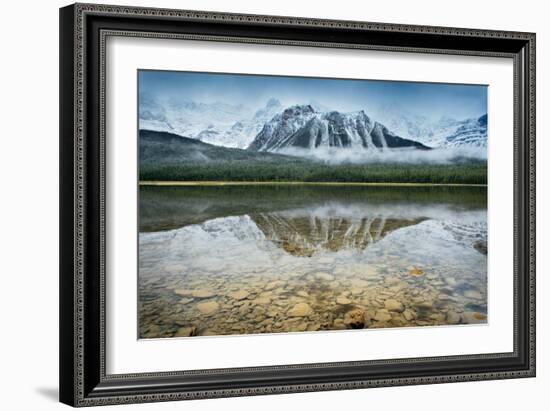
top-left (59, 3), bottom-right (535, 406)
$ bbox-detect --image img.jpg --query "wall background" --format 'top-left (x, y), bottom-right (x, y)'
top-left (0, 0), bottom-right (545, 409)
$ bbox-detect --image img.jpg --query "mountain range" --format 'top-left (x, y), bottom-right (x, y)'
top-left (373, 105), bottom-right (488, 149)
top-left (139, 97), bottom-right (487, 155)
top-left (140, 95), bottom-right (283, 149)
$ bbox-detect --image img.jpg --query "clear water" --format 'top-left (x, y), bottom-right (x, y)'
top-left (138, 185), bottom-right (487, 338)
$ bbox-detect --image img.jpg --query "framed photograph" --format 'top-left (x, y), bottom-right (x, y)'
top-left (59, 3), bottom-right (536, 407)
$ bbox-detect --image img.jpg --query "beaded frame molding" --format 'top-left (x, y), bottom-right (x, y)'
top-left (59, 3), bottom-right (536, 407)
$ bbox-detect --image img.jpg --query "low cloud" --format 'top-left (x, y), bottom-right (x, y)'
top-left (275, 146), bottom-right (486, 165)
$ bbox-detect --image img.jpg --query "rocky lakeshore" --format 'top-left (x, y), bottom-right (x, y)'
top-left (139, 258), bottom-right (487, 338)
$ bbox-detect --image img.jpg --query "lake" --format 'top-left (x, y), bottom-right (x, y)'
top-left (138, 184), bottom-right (488, 338)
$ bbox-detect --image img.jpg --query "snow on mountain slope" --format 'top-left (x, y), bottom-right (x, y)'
top-left (139, 95), bottom-right (487, 153)
top-left (373, 105), bottom-right (487, 149)
top-left (443, 114), bottom-right (487, 148)
top-left (247, 105), bottom-right (429, 152)
top-left (139, 95), bottom-right (282, 149)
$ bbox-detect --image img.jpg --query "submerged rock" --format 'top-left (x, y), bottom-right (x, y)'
top-left (403, 309), bottom-right (416, 322)
top-left (463, 311), bottom-right (487, 323)
top-left (252, 296), bottom-right (271, 305)
top-left (350, 287), bottom-right (364, 295)
top-left (344, 309), bottom-right (366, 329)
top-left (196, 301), bottom-right (220, 315)
top-left (307, 323), bottom-right (321, 331)
top-left (429, 313), bottom-right (446, 322)
top-left (175, 326), bottom-right (197, 337)
top-left (174, 289), bottom-right (194, 297)
top-left (294, 323), bottom-right (308, 332)
top-left (384, 299), bottom-right (405, 312)
top-left (445, 277), bottom-right (457, 287)
top-left (288, 302), bottom-right (313, 317)
top-left (264, 280), bottom-right (285, 291)
top-left (336, 296), bottom-right (352, 305)
top-left (332, 318), bottom-right (347, 330)
top-left (229, 290), bottom-right (250, 300)
top-left (374, 309), bottom-right (392, 323)
top-left (409, 267), bottom-right (425, 277)
top-left (415, 301), bottom-right (434, 310)
top-left (463, 289), bottom-right (483, 300)
top-left (446, 311), bottom-right (461, 324)
top-left (328, 281), bottom-right (340, 289)
top-left (350, 279), bottom-right (369, 288)
top-left (192, 289), bottom-right (217, 299)
top-left (266, 308), bottom-right (279, 318)
top-left (388, 281), bottom-right (408, 293)
top-left (238, 302), bottom-right (251, 315)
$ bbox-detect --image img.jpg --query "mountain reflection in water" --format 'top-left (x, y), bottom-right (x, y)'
top-left (251, 210), bottom-right (427, 257)
top-left (139, 185), bottom-right (488, 339)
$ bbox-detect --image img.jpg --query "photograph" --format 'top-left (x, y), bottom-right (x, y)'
top-left (53, 1), bottom-right (536, 407)
top-left (137, 70), bottom-right (489, 339)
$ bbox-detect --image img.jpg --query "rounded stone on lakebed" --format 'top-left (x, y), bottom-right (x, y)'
top-left (374, 309), bottom-right (392, 322)
top-left (174, 289), bottom-right (194, 297)
top-left (175, 326), bottom-right (197, 337)
top-left (384, 299), bottom-right (405, 312)
top-left (196, 301), bottom-right (220, 315)
top-left (445, 277), bottom-right (457, 287)
top-left (409, 267), bottom-right (425, 277)
top-left (446, 311), bottom-right (461, 324)
top-left (307, 323), bottom-right (321, 331)
top-left (463, 289), bottom-right (483, 300)
top-left (350, 287), bottom-right (363, 295)
top-left (462, 311), bottom-right (487, 323)
top-left (336, 296), bottom-right (352, 305)
top-left (191, 289), bottom-right (217, 299)
top-left (229, 290), bottom-right (249, 300)
top-left (332, 318), bottom-right (347, 330)
top-left (288, 302), bottom-right (313, 317)
top-left (415, 300), bottom-right (434, 310)
top-left (264, 280), bottom-right (285, 291)
top-left (344, 309), bottom-right (366, 329)
top-left (403, 309), bottom-right (416, 321)
top-left (252, 297), bottom-right (271, 305)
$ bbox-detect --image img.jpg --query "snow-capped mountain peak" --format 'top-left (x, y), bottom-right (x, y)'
top-left (138, 97), bottom-right (284, 149)
top-left (372, 103), bottom-right (487, 149)
top-left (444, 114), bottom-right (487, 148)
top-left (247, 106), bottom-right (429, 152)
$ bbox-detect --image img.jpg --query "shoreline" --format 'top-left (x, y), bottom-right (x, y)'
top-left (139, 181), bottom-right (487, 187)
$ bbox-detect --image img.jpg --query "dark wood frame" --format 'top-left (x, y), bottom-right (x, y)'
top-left (60, 3), bottom-right (536, 407)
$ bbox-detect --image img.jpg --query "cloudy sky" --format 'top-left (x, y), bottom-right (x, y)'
top-left (139, 69), bottom-right (487, 121)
